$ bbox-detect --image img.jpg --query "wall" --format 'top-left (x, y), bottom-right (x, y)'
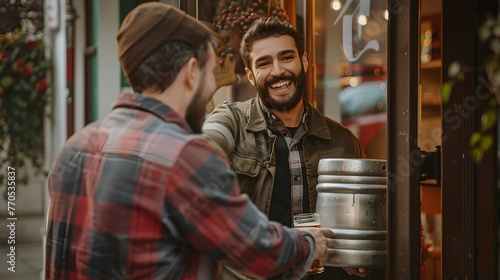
top-left (96, 0), bottom-right (120, 120)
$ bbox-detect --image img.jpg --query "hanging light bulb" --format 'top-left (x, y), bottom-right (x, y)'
top-left (357, 14), bottom-right (367, 25)
top-left (331, 0), bottom-right (342, 11)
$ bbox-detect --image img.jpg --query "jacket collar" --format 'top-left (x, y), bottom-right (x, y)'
top-left (305, 102), bottom-right (331, 140)
top-left (245, 96), bottom-right (331, 140)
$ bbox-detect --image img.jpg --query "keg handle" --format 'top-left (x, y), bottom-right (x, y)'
top-left (419, 145), bottom-right (441, 186)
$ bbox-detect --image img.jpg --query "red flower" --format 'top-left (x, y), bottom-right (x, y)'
top-left (35, 79), bottom-right (48, 92)
top-left (0, 86), bottom-right (3, 96)
top-left (11, 59), bottom-right (25, 72)
top-left (25, 40), bottom-right (39, 48)
top-left (0, 51), bottom-right (9, 59)
top-left (21, 65), bottom-right (33, 76)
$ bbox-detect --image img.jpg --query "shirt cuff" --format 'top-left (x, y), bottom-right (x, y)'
top-left (273, 230), bottom-right (315, 279)
top-left (299, 231), bottom-right (315, 277)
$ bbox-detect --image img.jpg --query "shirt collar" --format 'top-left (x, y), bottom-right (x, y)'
top-left (112, 92), bottom-right (193, 133)
top-left (259, 98), bottom-right (308, 127)
top-left (248, 96), bottom-right (331, 140)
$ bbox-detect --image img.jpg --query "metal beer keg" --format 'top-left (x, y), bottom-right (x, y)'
top-left (315, 158), bottom-right (387, 268)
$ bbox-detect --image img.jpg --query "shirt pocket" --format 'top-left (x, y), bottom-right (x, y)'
top-left (230, 153), bottom-right (260, 177)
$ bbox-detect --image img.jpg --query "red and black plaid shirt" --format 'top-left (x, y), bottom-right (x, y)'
top-left (45, 92), bottom-right (313, 280)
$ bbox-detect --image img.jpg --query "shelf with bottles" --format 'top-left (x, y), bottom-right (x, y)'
top-left (420, 14), bottom-right (442, 107)
top-left (421, 15), bottom-right (442, 66)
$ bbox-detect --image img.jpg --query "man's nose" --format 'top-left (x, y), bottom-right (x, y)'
top-left (271, 61), bottom-right (285, 76)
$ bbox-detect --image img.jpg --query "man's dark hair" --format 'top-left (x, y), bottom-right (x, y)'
top-left (239, 17), bottom-right (305, 70)
top-left (128, 36), bottom-right (216, 93)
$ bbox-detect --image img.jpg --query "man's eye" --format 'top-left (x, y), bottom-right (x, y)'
top-left (257, 62), bottom-right (270, 67)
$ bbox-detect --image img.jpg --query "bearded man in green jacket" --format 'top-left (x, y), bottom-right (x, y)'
top-left (203, 17), bottom-right (385, 280)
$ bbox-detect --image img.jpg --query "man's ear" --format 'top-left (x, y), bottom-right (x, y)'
top-left (245, 67), bottom-right (255, 86)
top-left (302, 52), bottom-right (309, 73)
top-left (184, 57), bottom-right (199, 91)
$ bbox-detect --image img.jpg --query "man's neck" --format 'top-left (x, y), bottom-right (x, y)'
top-left (270, 101), bottom-right (305, 127)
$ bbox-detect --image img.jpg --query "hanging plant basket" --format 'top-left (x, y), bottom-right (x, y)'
top-left (0, 28), bottom-right (51, 198)
top-left (211, 0), bottom-right (289, 74)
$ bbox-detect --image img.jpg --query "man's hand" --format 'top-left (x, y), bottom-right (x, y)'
top-left (343, 267), bottom-right (374, 277)
top-left (298, 228), bottom-right (334, 260)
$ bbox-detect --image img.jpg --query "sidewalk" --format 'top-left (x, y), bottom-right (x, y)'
top-left (0, 241), bottom-right (43, 280)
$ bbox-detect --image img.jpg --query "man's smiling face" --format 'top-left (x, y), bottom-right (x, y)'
top-left (246, 35), bottom-right (308, 112)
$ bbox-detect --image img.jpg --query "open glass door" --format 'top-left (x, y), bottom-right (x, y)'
top-left (311, 0), bottom-right (421, 279)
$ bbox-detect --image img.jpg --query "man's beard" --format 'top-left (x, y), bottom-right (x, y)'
top-left (255, 69), bottom-right (306, 112)
top-left (185, 81), bottom-right (208, 134)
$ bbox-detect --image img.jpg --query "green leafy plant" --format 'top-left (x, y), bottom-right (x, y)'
top-left (442, 16), bottom-right (500, 163)
top-left (0, 28), bottom-right (51, 198)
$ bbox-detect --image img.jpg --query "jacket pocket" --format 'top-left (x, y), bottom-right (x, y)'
top-left (230, 153), bottom-right (260, 177)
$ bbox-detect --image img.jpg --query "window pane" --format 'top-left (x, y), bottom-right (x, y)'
top-left (315, 0), bottom-right (388, 158)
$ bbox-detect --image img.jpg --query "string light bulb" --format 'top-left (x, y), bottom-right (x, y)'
top-left (331, 0), bottom-right (342, 11)
top-left (357, 14), bottom-right (367, 25)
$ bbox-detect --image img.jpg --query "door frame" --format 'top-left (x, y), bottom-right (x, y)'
top-left (386, 0), bottom-right (422, 279)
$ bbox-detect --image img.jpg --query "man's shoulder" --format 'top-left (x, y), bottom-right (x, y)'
top-left (213, 98), bottom-right (255, 113)
top-left (206, 98), bottom-right (257, 126)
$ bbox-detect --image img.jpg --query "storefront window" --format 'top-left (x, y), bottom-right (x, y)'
top-left (315, 0), bottom-right (388, 158)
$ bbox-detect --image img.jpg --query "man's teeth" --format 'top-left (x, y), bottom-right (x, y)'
top-left (270, 80), bottom-right (291, 89)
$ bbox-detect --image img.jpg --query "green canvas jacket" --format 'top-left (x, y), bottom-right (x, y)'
top-left (203, 96), bottom-right (365, 217)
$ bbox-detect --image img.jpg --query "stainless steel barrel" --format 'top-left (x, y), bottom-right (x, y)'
top-left (316, 158), bottom-right (387, 268)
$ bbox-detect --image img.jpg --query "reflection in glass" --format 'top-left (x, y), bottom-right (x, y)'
top-left (315, 0), bottom-right (388, 159)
